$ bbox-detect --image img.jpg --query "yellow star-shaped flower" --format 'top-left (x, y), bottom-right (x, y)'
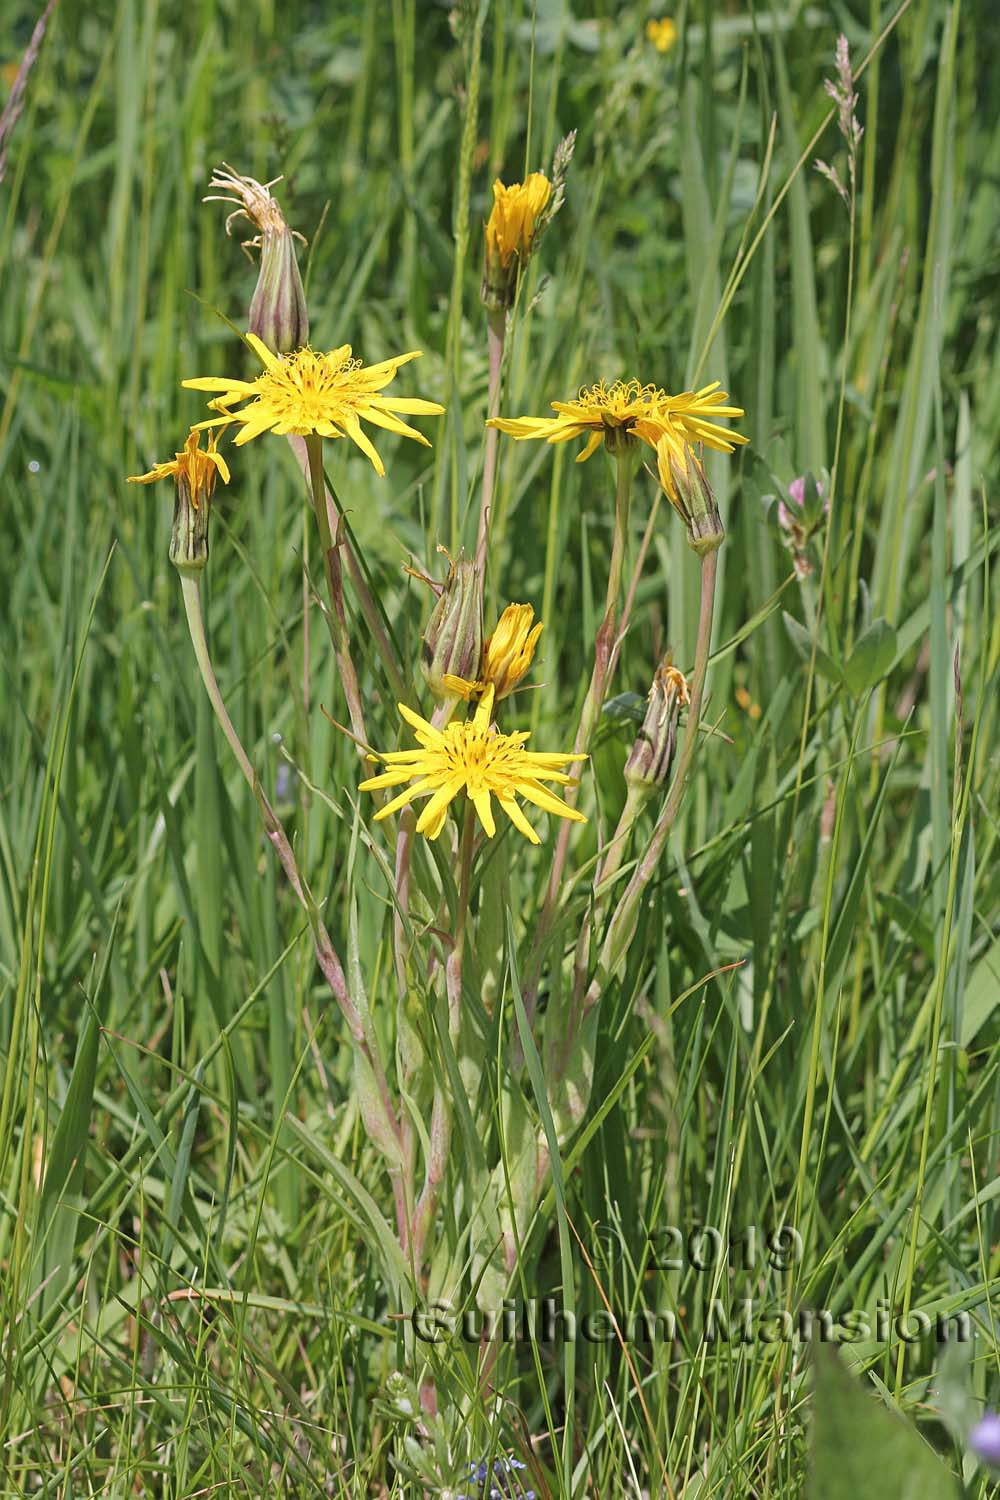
top-left (182, 333), bottom-right (444, 476)
top-left (360, 683), bottom-right (587, 844)
top-left (488, 377), bottom-right (747, 495)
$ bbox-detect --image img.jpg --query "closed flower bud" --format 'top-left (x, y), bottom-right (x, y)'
top-left (659, 443), bottom-right (725, 555)
top-left (205, 164), bottom-right (308, 354)
top-left (419, 553), bottom-right (483, 700)
top-left (624, 660), bottom-right (690, 793)
top-left (249, 220), bottom-right (309, 354)
top-left (127, 428), bottom-right (230, 577)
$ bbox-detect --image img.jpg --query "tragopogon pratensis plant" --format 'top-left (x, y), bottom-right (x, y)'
top-left (127, 154), bottom-right (746, 1470)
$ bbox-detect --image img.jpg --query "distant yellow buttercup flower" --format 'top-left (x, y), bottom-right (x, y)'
top-left (127, 428), bottom-right (230, 575)
top-left (646, 16), bottom-right (677, 54)
top-left (443, 602), bottom-right (543, 702)
top-left (489, 377), bottom-right (747, 477)
top-left (182, 333), bottom-right (444, 476)
top-left (360, 683), bottom-right (587, 844)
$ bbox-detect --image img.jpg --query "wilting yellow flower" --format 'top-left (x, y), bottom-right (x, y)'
top-left (485, 173), bottom-right (552, 271)
top-left (489, 378), bottom-right (747, 473)
top-left (654, 383), bottom-right (747, 497)
top-left (359, 683), bottom-right (587, 844)
top-left (182, 333), bottom-right (444, 476)
top-left (127, 427), bottom-right (230, 495)
top-left (127, 428), bottom-right (230, 575)
top-left (443, 602), bottom-right (543, 702)
top-left (659, 444), bottom-right (726, 551)
top-left (646, 17), bottom-right (677, 54)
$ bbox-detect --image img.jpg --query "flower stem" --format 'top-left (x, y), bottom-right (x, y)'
top-left (178, 571), bottom-right (407, 1240)
top-left (584, 547), bottom-right (719, 1009)
top-left (180, 574), bottom-right (256, 787)
top-left (525, 445), bottom-right (634, 1017)
top-left (410, 799), bottom-right (476, 1274)
top-left (287, 432), bottom-right (407, 701)
top-left (305, 434), bottom-right (368, 748)
top-left (476, 308), bottom-right (506, 577)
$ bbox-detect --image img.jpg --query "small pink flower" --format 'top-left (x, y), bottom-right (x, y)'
top-left (778, 474), bottom-right (827, 532)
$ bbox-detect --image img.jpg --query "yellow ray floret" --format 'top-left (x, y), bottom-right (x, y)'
top-left (359, 683), bottom-right (587, 845)
top-left (485, 172), bottom-right (552, 269)
top-left (127, 427), bottom-right (230, 500)
top-left (488, 378), bottom-right (747, 483)
top-left (443, 602), bottom-right (543, 702)
top-left (182, 333), bottom-right (444, 476)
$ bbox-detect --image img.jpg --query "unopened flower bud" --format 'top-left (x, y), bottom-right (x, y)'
top-left (624, 660), bottom-right (690, 794)
top-left (205, 164), bottom-right (308, 354)
top-left (419, 553), bottom-right (483, 700)
top-left (778, 472), bottom-right (828, 531)
top-left (127, 428), bottom-right (230, 577)
top-left (659, 443), bottom-right (725, 554)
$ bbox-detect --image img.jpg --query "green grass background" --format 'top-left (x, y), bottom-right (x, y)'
top-left (1, 0), bottom-right (999, 1494)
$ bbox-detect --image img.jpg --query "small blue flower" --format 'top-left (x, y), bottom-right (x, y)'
top-left (456, 1454), bottom-right (535, 1499)
top-left (275, 762), bottom-right (297, 803)
top-left (970, 1412), bottom-right (1000, 1467)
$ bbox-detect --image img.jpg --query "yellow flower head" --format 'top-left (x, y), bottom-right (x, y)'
top-left (489, 377), bottom-right (748, 478)
top-left (646, 17), bottom-right (678, 54)
top-left (443, 602), bottom-right (543, 703)
top-left (485, 172), bottom-right (552, 272)
top-left (359, 683), bottom-right (587, 845)
top-left (127, 427), bottom-right (230, 499)
top-left (182, 332), bottom-right (444, 476)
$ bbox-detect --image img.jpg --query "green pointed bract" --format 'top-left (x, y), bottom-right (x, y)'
top-left (419, 555), bottom-right (483, 701)
top-left (168, 471), bottom-right (211, 577)
top-left (250, 222), bottom-right (309, 355)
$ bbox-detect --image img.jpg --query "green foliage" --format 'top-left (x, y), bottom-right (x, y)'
top-left (1, 0), bottom-right (999, 1496)
top-left (811, 1346), bottom-right (957, 1500)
